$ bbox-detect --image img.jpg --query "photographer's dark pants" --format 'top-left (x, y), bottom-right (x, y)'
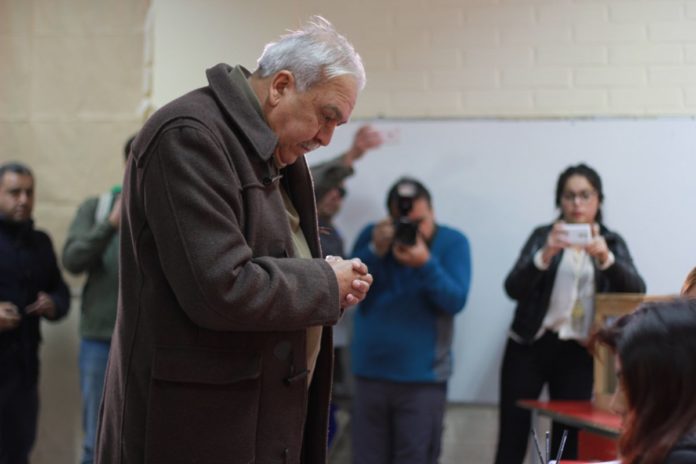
top-left (494, 331), bottom-right (594, 464)
top-left (0, 368), bottom-right (38, 464)
top-left (352, 377), bottom-right (447, 464)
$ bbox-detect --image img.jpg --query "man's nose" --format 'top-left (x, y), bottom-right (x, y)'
top-left (316, 123), bottom-right (336, 147)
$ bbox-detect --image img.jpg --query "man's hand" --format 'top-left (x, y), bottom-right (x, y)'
top-left (25, 291), bottom-right (56, 319)
top-left (392, 234), bottom-right (430, 268)
top-left (108, 195), bottom-right (122, 228)
top-left (371, 218), bottom-right (394, 257)
top-left (0, 302), bottom-right (20, 332)
top-left (343, 125), bottom-right (383, 166)
top-left (327, 256), bottom-right (373, 308)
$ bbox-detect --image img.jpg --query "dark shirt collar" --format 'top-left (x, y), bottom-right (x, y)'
top-left (0, 215), bottom-right (34, 237)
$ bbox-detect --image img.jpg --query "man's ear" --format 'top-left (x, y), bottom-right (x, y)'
top-left (268, 70), bottom-right (295, 107)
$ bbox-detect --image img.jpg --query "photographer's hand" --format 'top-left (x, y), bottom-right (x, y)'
top-left (371, 218), bottom-right (394, 257)
top-left (393, 235), bottom-right (430, 268)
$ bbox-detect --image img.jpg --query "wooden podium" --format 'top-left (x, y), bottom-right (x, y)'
top-left (592, 293), bottom-right (675, 410)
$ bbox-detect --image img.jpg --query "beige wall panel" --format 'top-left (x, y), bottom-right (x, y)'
top-left (34, 0), bottom-right (94, 36)
top-left (0, 122), bottom-right (32, 161)
top-left (31, 37), bottom-right (90, 116)
top-left (0, 0), bottom-right (32, 36)
top-left (0, 36), bottom-right (32, 118)
top-left (33, 0), bottom-right (149, 36)
top-left (75, 36), bottom-right (144, 116)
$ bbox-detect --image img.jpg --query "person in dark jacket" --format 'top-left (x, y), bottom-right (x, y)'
top-left (592, 298), bottom-right (696, 464)
top-left (94, 16), bottom-right (372, 464)
top-left (0, 162), bottom-right (71, 464)
top-left (494, 163), bottom-right (646, 464)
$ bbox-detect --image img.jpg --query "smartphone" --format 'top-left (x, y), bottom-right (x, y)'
top-left (560, 223), bottom-right (592, 246)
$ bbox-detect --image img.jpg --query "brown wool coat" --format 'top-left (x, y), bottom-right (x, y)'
top-left (94, 64), bottom-right (341, 464)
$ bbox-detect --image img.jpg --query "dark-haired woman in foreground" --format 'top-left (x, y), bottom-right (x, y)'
top-left (494, 163), bottom-right (646, 464)
top-left (593, 299), bottom-right (696, 464)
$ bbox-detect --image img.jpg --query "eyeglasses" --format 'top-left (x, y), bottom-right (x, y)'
top-left (337, 187), bottom-right (347, 198)
top-left (561, 190), bottom-right (596, 204)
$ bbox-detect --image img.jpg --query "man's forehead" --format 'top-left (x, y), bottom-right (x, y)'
top-left (0, 172), bottom-right (34, 189)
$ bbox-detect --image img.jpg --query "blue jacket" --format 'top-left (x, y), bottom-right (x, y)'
top-left (351, 224), bottom-right (471, 383)
top-left (0, 217), bottom-right (70, 385)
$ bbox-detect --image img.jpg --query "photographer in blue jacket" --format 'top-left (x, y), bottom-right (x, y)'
top-left (350, 177), bottom-right (471, 464)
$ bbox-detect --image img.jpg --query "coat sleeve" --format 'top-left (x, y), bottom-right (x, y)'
top-left (62, 197), bottom-right (117, 274)
top-left (141, 125), bottom-right (341, 332)
top-left (601, 231), bottom-right (646, 293)
top-left (504, 226), bottom-right (549, 301)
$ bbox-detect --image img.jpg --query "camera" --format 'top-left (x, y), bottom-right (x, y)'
top-left (392, 181), bottom-right (420, 246)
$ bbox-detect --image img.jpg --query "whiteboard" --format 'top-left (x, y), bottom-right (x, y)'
top-left (308, 118), bottom-right (696, 403)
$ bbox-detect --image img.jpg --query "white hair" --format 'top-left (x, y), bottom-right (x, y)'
top-left (255, 16), bottom-right (365, 92)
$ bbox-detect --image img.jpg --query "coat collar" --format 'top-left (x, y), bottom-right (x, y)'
top-left (206, 63), bottom-right (278, 163)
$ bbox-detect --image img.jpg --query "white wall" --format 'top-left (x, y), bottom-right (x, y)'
top-left (152, 0), bottom-right (696, 117)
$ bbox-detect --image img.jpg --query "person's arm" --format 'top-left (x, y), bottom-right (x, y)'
top-left (142, 124), bottom-right (345, 332)
top-left (310, 155), bottom-right (353, 194)
top-left (504, 226), bottom-right (550, 301)
top-left (310, 125), bottom-right (383, 193)
top-left (418, 231), bottom-right (471, 315)
top-left (62, 197), bottom-right (118, 274)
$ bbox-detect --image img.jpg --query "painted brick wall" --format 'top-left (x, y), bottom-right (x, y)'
top-left (337, 0), bottom-right (696, 117)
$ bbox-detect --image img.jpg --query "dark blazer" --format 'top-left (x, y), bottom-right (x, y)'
top-left (0, 218), bottom-right (70, 385)
top-left (504, 223), bottom-right (645, 342)
top-left (95, 64), bottom-right (341, 464)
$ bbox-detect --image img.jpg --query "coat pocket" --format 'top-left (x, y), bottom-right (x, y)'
top-left (145, 346), bottom-right (262, 464)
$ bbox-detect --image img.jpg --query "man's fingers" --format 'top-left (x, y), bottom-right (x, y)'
top-left (350, 258), bottom-right (368, 275)
top-left (351, 278), bottom-right (370, 293)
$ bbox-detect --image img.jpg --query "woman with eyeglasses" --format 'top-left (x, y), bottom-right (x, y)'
top-left (592, 298), bottom-right (696, 464)
top-left (494, 163), bottom-right (646, 464)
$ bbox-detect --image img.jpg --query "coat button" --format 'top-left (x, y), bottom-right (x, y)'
top-left (262, 176), bottom-right (272, 186)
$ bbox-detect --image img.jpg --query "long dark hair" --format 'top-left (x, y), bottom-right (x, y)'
top-left (555, 163), bottom-right (604, 223)
top-left (682, 267), bottom-right (696, 296)
top-left (593, 299), bottom-right (696, 464)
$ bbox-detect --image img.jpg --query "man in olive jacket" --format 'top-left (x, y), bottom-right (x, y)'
top-left (94, 17), bottom-right (372, 464)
